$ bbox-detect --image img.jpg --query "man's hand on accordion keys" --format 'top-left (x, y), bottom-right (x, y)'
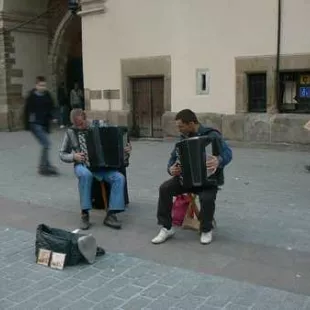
top-left (169, 163), bottom-right (182, 176)
top-left (124, 143), bottom-right (132, 154)
top-left (206, 155), bottom-right (219, 175)
top-left (73, 152), bottom-right (86, 163)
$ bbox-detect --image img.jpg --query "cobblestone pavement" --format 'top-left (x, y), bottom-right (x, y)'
top-left (0, 227), bottom-right (309, 310)
top-left (1, 131), bottom-right (310, 252)
top-left (0, 130), bottom-right (310, 308)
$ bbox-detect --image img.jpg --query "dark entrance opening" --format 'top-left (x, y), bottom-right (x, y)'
top-left (66, 20), bottom-right (84, 94)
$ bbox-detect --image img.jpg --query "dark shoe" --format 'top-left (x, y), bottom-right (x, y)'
top-left (80, 214), bottom-right (90, 230)
top-left (96, 246), bottom-right (106, 257)
top-left (47, 165), bottom-right (59, 175)
top-left (38, 167), bottom-right (52, 176)
top-left (305, 165), bottom-right (310, 172)
top-left (104, 214), bottom-right (122, 230)
top-left (38, 165), bottom-right (59, 176)
top-left (111, 214), bottom-right (122, 223)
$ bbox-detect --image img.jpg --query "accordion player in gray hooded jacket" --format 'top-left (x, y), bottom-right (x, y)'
top-left (59, 109), bottom-right (131, 231)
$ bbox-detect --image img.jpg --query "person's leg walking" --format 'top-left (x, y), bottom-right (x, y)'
top-left (30, 124), bottom-right (51, 172)
top-left (64, 105), bottom-right (70, 126)
top-left (74, 164), bottom-right (93, 230)
top-left (59, 106), bottom-right (65, 127)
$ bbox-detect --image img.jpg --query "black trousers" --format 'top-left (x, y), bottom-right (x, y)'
top-left (157, 177), bottom-right (218, 233)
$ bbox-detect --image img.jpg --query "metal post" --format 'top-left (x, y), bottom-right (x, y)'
top-left (275, 0), bottom-right (282, 112)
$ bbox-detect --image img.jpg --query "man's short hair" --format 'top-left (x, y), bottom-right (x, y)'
top-left (36, 76), bottom-right (46, 83)
top-left (70, 108), bottom-right (86, 124)
top-left (175, 109), bottom-right (198, 124)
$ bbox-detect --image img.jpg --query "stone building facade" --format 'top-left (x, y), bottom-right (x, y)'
top-left (0, 0), bottom-right (310, 145)
top-left (81, 0), bottom-right (310, 145)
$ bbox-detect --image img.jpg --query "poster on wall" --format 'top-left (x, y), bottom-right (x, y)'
top-left (300, 75), bottom-right (310, 85)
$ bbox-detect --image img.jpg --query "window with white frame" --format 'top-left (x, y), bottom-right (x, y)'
top-left (196, 68), bottom-right (210, 95)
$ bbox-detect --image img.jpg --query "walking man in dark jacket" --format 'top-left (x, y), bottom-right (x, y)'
top-left (24, 76), bottom-right (58, 176)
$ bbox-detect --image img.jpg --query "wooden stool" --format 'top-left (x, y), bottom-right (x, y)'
top-left (182, 193), bottom-right (217, 231)
top-left (182, 194), bottom-right (200, 231)
top-left (100, 182), bottom-right (108, 210)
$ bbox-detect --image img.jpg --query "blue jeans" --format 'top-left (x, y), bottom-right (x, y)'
top-left (30, 123), bottom-right (51, 168)
top-left (74, 164), bottom-right (125, 212)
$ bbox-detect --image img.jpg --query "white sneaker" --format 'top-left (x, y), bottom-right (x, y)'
top-left (60, 125), bottom-right (65, 129)
top-left (151, 227), bottom-right (175, 244)
top-left (200, 231), bottom-right (213, 245)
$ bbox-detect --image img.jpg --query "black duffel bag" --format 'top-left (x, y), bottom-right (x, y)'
top-left (35, 224), bottom-right (105, 266)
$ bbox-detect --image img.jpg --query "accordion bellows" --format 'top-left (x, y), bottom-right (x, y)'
top-left (175, 135), bottom-right (222, 188)
top-left (74, 125), bottom-right (129, 170)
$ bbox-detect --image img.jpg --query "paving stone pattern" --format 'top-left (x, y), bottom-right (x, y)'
top-left (0, 227), bottom-right (309, 310)
top-left (1, 131), bottom-right (310, 308)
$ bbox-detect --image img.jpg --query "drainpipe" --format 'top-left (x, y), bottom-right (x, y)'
top-left (275, 0), bottom-right (282, 112)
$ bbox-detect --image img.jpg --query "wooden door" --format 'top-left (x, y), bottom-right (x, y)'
top-left (132, 77), bottom-right (164, 138)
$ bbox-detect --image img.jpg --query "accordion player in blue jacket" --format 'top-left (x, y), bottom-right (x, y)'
top-left (152, 109), bottom-right (232, 245)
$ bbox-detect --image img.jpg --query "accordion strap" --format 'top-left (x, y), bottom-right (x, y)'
top-left (71, 129), bottom-right (82, 153)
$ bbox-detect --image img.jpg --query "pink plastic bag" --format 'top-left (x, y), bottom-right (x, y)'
top-left (172, 194), bottom-right (191, 226)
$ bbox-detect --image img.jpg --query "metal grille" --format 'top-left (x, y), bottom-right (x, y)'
top-left (248, 73), bottom-right (267, 112)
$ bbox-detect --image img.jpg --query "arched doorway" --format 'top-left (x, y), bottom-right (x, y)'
top-left (0, 0), bottom-right (84, 130)
top-left (47, 0), bottom-right (83, 103)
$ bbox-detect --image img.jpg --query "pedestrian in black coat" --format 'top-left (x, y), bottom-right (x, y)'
top-left (24, 76), bottom-right (59, 176)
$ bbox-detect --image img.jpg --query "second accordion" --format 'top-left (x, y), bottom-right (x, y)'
top-left (175, 135), bottom-right (222, 188)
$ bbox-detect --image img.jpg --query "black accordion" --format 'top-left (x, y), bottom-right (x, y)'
top-left (74, 125), bottom-right (129, 170)
top-left (175, 135), bottom-right (222, 188)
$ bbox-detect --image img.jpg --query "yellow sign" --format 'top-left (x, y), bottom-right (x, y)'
top-left (300, 75), bottom-right (310, 85)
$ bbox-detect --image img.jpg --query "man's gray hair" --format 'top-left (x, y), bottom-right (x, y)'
top-left (70, 108), bottom-right (86, 124)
